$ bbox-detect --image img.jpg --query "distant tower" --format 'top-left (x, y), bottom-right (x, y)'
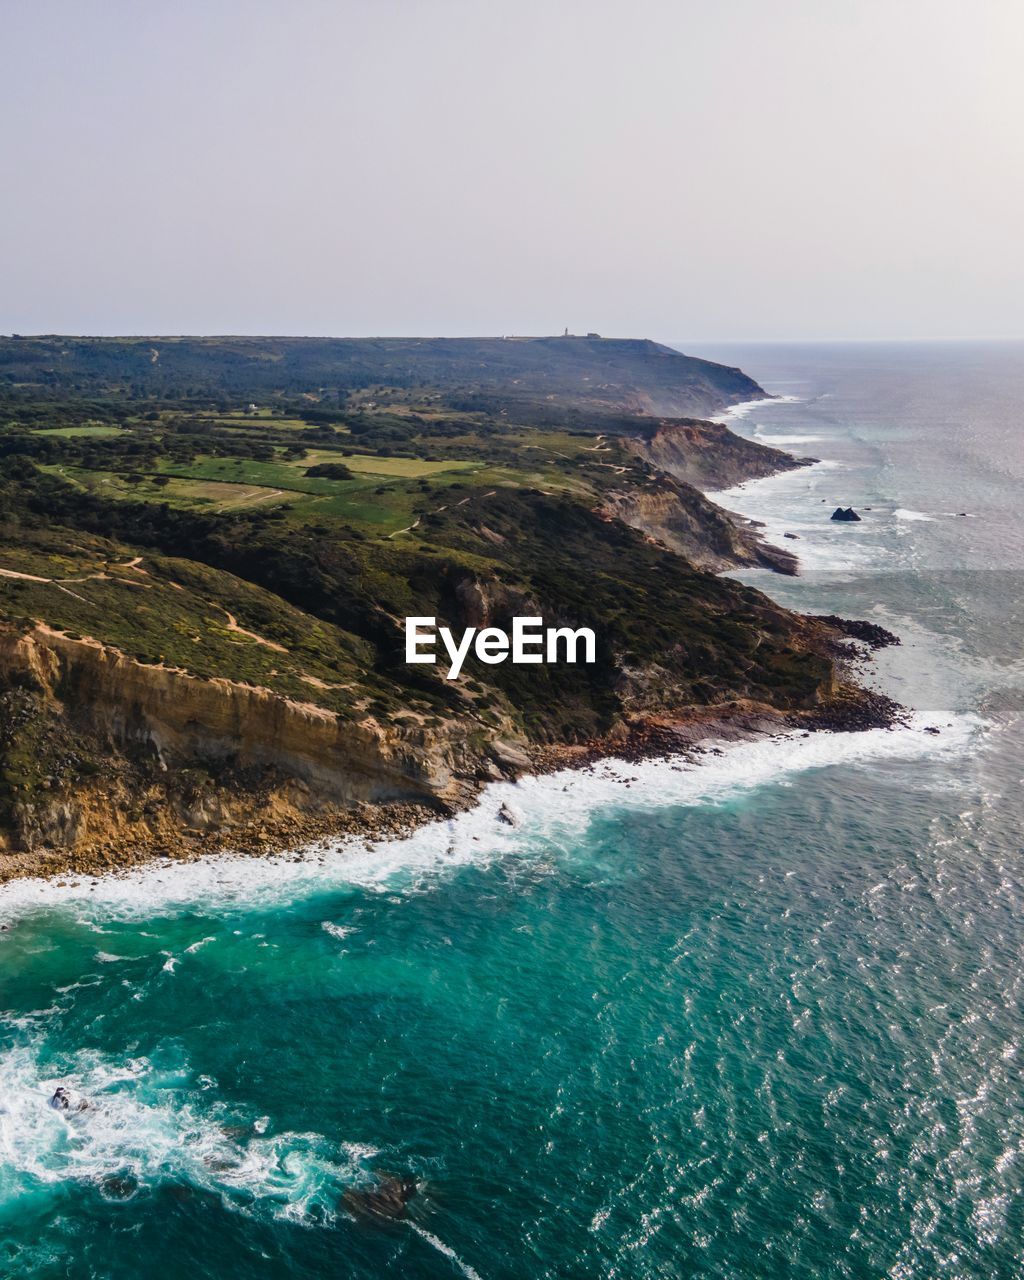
top-left (563, 326), bottom-right (569, 337)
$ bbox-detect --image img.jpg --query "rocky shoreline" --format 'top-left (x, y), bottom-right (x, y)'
top-left (0, 650), bottom-right (904, 888)
top-left (0, 387), bottom-right (904, 888)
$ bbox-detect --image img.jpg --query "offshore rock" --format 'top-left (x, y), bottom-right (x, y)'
top-left (343, 1173), bottom-right (419, 1220)
top-left (497, 802), bottom-right (520, 827)
top-left (50, 1086), bottom-right (89, 1113)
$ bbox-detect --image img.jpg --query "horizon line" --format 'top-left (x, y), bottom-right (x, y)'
top-left (3, 332), bottom-right (1024, 345)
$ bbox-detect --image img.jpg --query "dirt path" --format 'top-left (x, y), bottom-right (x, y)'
top-left (388, 516), bottom-right (421, 539)
top-left (0, 566), bottom-right (93, 604)
top-left (219, 488), bottom-right (284, 510)
top-left (0, 567), bottom-right (51, 584)
top-left (222, 611), bottom-right (288, 653)
top-left (387, 489), bottom-right (498, 539)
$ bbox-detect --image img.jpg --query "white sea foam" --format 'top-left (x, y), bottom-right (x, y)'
top-left (708, 456), bottom-right (843, 508)
top-left (0, 713), bottom-right (980, 925)
top-left (707, 459), bottom-right (889, 572)
top-left (408, 1222), bottom-right (485, 1280)
top-left (0, 1038), bottom-right (378, 1223)
top-left (321, 921), bottom-right (358, 941)
top-left (753, 431), bottom-right (825, 446)
top-left (711, 394), bottom-right (802, 423)
top-left (705, 392), bottom-right (893, 572)
top-left (184, 936), bottom-right (216, 954)
top-left (893, 508), bottom-right (937, 522)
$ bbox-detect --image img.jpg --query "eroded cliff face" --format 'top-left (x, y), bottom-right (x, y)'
top-left (604, 417), bottom-right (815, 575)
top-left (625, 418), bottom-right (813, 491)
top-left (600, 478), bottom-right (798, 575)
top-left (0, 624), bottom-right (529, 858)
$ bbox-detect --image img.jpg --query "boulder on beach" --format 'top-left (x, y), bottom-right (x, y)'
top-left (343, 1173), bottom-right (419, 1220)
top-left (830, 507), bottom-right (862, 522)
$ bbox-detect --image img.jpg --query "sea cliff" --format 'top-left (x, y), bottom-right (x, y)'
top-left (0, 335), bottom-right (896, 879)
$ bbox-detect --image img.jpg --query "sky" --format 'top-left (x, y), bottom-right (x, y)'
top-left (1, 0), bottom-right (1022, 341)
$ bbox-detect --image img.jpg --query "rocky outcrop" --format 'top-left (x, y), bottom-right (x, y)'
top-left (625, 418), bottom-right (814, 491)
top-left (0, 602), bottom-right (897, 878)
top-left (600, 476), bottom-right (798, 575)
top-left (814, 615), bottom-right (899, 650)
top-left (830, 507), bottom-right (862, 522)
top-left (0, 623), bottom-right (527, 857)
top-left (343, 1174), bottom-right (419, 1220)
top-left (610, 417), bottom-right (815, 574)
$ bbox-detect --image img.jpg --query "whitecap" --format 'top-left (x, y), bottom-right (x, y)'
top-left (184, 936), bottom-right (216, 954)
top-left (0, 713), bottom-right (980, 924)
top-left (711, 394), bottom-right (802, 423)
top-left (0, 1037), bottom-right (380, 1225)
top-left (321, 922), bottom-right (358, 941)
top-left (407, 1222), bottom-right (484, 1280)
top-left (752, 432), bottom-right (825, 445)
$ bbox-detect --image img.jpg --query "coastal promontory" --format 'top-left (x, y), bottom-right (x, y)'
top-left (0, 335), bottom-right (893, 878)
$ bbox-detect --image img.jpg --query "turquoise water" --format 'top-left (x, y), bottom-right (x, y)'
top-left (3, 344), bottom-right (1024, 1278)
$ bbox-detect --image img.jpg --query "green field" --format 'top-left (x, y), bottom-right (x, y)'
top-left (29, 410), bottom-right (630, 541)
top-left (34, 425), bottom-right (126, 438)
top-left (41, 464), bottom-right (428, 533)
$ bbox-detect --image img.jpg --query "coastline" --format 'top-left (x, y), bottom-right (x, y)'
top-left (7, 338), bottom-right (1012, 1274)
top-left (0, 391), bottom-right (905, 888)
top-left (0, 671), bottom-right (904, 890)
top-left (0, 704), bottom-right (975, 916)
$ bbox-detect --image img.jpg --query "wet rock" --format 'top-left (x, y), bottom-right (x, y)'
top-left (816, 615), bottom-right (900, 650)
top-left (50, 1086), bottom-right (89, 1113)
top-left (101, 1173), bottom-right (139, 1200)
top-left (783, 532), bottom-right (799, 539)
top-left (497, 802), bottom-right (520, 828)
top-left (830, 507), bottom-right (862, 522)
top-left (343, 1173), bottom-right (419, 1220)
top-left (161, 1183), bottom-right (194, 1203)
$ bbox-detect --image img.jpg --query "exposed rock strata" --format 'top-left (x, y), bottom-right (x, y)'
top-left (625, 417), bottom-right (813, 491)
top-left (599, 476), bottom-right (798, 575)
top-left (0, 607), bottom-right (897, 882)
top-left (598, 417), bottom-right (815, 574)
top-left (0, 623), bottom-right (526, 869)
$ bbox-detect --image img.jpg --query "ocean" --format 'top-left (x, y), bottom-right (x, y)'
top-left (2, 342), bottom-right (1023, 1279)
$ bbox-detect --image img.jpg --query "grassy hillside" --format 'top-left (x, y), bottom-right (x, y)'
top-left (0, 337), bottom-right (883, 869)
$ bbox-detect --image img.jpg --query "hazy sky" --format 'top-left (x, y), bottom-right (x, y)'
top-left (2, 0), bottom-right (1022, 340)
